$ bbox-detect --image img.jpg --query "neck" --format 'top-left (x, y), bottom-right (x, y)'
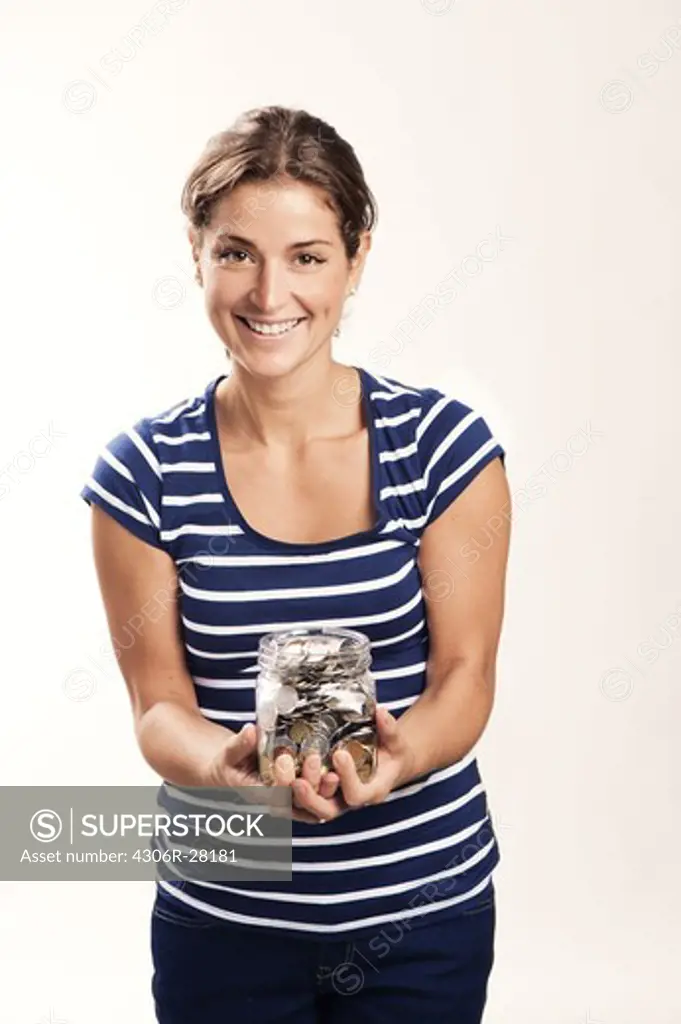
top-left (217, 359), bottom-right (362, 451)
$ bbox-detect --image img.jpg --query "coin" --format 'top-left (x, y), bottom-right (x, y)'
top-left (276, 685), bottom-right (298, 714)
top-left (289, 720), bottom-right (313, 745)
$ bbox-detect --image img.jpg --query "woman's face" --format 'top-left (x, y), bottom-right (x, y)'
top-left (191, 177), bottom-right (369, 376)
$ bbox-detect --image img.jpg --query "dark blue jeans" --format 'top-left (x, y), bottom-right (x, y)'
top-left (151, 888), bottom-right (496, 1023)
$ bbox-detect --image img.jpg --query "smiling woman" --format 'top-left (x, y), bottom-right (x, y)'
top-left (80, 105), bottom-right (510, 1024)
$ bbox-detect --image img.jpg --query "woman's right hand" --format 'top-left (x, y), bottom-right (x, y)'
top-left (205, 724), bottom-right (344, 824)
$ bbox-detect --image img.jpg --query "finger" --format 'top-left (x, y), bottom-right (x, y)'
top-left (333, 747), bottom-right (369, 807)
top-left (290, 804), bottom-right (323, 824)
top-left (292, 778), bottom-right (343, 821)
top-left (228, 723), bottom-right (258, 764)
top-left (300, 752), bottom-right (322, 792)
top-left (319, 771), bottom-right (339, 800)
top-left (273, 753), bottom-right (296, 787)
top-left (375, 706), bottom-right (399, 744)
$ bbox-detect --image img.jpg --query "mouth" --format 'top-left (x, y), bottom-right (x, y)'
top-left (235, 315), bottom-right (307, 340)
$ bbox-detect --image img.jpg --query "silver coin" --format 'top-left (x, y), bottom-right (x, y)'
top-left (276, 685), bottom-right (298, 714)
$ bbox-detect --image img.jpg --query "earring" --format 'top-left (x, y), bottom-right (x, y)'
top-left (194, 265), bottom-right (203, 286)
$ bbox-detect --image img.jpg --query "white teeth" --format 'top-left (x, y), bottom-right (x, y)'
top-left (243, 317), bottom-right (302, 336)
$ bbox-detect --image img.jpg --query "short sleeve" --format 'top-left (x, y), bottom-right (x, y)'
top-left (80, 418), bottom-right (164, 550)
top-left (418, 390), bottom-right (506, 527)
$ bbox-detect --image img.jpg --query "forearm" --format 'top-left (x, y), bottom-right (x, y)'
top-left (135, 701), bottom-right (235, 787)
top-left (395, 664), bottom-right (495, 785)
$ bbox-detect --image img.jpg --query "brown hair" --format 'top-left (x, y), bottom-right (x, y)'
top-left (180, 106), bottom-right (377, 261)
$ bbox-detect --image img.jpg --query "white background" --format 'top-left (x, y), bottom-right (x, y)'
top-left (1, 0), bottom-right (680, 1021)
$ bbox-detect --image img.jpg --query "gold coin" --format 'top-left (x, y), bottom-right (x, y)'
top-left (289, 721), bottom-right (313, 745)
top-left (344, 739), bottom-right (371, 768)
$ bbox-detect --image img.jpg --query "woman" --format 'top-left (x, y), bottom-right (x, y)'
top-left (81, 106), bottom-right (511, 1023)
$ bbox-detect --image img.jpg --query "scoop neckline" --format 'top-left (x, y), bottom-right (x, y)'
top-left (205, 364), bottom-right (386, 552)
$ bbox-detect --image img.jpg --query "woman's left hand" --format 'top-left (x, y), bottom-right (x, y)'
top-left (292, 707), bottom-right (414, 820)
top-left (332, 706), bottom-right (415, 808)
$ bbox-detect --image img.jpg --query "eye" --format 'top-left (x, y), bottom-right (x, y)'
top-left (216, 248), bottom-right (251, 264)
top-left (295, 253), bottom-right (326, 267)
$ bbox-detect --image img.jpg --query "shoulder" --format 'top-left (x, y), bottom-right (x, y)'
top-left (360, 365), bottom-right (506, 525)
top-left (360, 365), bottom-right (486, 437)
top-left (108, 379), bottom-right (214, 456)
top-left (80, 378), bottom-right (216, 550)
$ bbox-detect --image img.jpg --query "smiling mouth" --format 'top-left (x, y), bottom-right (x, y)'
top-left (235, 315), bottom-right (307, 338)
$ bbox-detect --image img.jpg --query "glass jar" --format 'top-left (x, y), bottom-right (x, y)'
top-left (255, 626), bottom-right (377, 785)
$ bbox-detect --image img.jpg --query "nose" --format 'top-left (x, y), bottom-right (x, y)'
top-left (248, 260), bottom-right (290, 313)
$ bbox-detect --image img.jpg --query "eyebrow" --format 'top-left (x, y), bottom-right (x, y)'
top-left (215, 234), bottom-right (334, 249)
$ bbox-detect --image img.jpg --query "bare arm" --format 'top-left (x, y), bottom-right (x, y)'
top-left (294, 456), bottom-right (511, 813)
top-left (88, 505), bottom-right (340, 819)
top-left (89, 505), bottom-right (240, 787)
top-left (397, 455), bottom-right (511, 782)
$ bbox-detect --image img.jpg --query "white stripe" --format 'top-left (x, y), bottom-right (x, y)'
top-left (163, 837), bottom-right (494, 906)
top-left (100, 448), bottom-right (134, 483)
top-left (156, 869), bottom-right (495, 934)
top-left (160, 461), bottom-right (217, 473)
top-left (184, 403), bottom-right (206, 419)
top-left (382, 695), bottom-right (418, 711)
top-left (192, 676), bottom-right (255, 690)
top-left (162, 493), bottom-right (225, 506)
top-left (198, 696), bottom-right (418, 719)
top-left (153, 397), bottom-right (201, 424)
top-left (381, 514), bottom-right (427, 533)
top-left (186, 622), bottom-right (425, 660)
top-left (194, 659), bottom-right (425, 684)
top-left (152, 431), bottom-right (211, 445)
top-left (370, 618), bottom-right (425, 647)
top-left (180, 558), bottom-right (415, 603)
top-left (161, 753), bottom-right (477, 839)
top-left (174, 538), bottom-right (406, 568)
top-left (185, 643), bottom-right (259, 660)
top-left (375, 408), bottom-right (422, 428)
top-left (141, 492), bottom-right (160, 530)
top-left (183, 587), bottom-right (422, 636)
top-left (371, 375), bottom-right (421, 397)
top-left (421, 409), bottom-right (480, 485)
top-left (200, 708), bottom-right (254, 722)
top-left (84, 478), bottom-right (154, 529)
top-left (379, 442), bottom-right (418, 463)
top-left (127, 426), bottom-right (162, 479)
top-left (373, 660), bottom-right (426, 679)
top-left (161, 523), bottom-right (243, 541)
top-left (380, 478), bottom-right (425, 500)
top-left (163, 810), bottom-right (489, 874)
top-left (155, 868), bottom-right (491, 933)
top-left (426, 438), bottom-right (498, 518)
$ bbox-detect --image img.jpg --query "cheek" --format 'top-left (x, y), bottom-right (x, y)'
top-left (304, 281), bottom-right (347, 315)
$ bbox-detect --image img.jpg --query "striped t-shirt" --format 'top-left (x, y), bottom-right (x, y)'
top-left (80, 364), bottom-right (506, 940)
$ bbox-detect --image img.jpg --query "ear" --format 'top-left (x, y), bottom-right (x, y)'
top-left (187, 224), bottom-right (202, 264)
top-left (350, 230), bottom-right (372, 292)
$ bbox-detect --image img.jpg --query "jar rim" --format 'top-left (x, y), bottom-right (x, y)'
top-left (257, 626), bottom-right (371, 671)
